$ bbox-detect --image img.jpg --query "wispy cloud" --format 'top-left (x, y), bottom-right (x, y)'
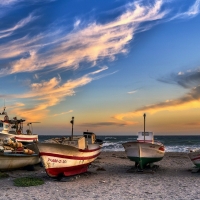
top-left (0, 0), bottom-right (168, 76)
top-left (1, 0), bottom-right (199, 77)
top-left (171, 0), bottom-right (200, 19)
top-left (114, 68), bottom-right (200, 123)
top-left (80, 121), bottom-right (127, 127)
top-left (0, 13), bottom-right (38, 34)
top-left (128, 90), bottom-right (137, 94)
top-left (157, 68), bottom-right (200, 88)
top-left (1, 0), bottom-right (200, 122)
top-left (0, 0), bottom-right (20, 6)
top-left (52, 110), bottom-right (73, 117)
top-left (3, 67), bottom-right (107, 121)
top-left (0, 0), bottom-right (56, 6)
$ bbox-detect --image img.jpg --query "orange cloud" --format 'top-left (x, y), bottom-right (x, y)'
top-left (6, 67), bottom-right (107, 121)
top-left (114, 98), bottom-right (200, 124)
top-left (0, 0), bottom-right (167, 76)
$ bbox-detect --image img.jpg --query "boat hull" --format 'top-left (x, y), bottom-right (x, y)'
top-left (36, 142), bottom-right (101, 178)
top-left (0, 153), bottom-right (40, 169)
top-left (122, 142), bottom-right (165, 169)
top-left (188, 150), bottom-right (200, 168)
top-left (0, 132), bottom-right (38, 143)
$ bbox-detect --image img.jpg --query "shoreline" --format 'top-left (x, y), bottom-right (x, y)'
top-left (1, 152), bottom-right (199, 200)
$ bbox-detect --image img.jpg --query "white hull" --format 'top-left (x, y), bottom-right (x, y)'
top-left (0, 153), bottom-right (40, 169)
top-left (0, 132), bottom-right (38, 143)
top-left (123, 142), bottom-right (165, 158)
top-left (188, 149), bottom-right (200, 167)
top-left (123, 142), bottom-right (165, 168)
top-left (36, 142), bottom-right (101, 177)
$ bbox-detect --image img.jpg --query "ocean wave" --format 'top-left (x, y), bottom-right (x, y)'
top-left (104, 137), bottom-right (117, 140)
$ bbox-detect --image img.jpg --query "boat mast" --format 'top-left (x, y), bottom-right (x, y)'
top-left (143, 113), bottom-right (146, 141)
top-left (70, 116), bottom-right (74, 140)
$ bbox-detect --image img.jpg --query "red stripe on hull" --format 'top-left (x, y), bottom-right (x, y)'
top-left (79, 147), bottom-right (101, 152)
top-left (137, 140), bottom-right (153, 143)
top-left (15, 137), bottom-right (38, 141)
top-left (40, 152), bottom-right (100, 160)
top-left (46, 163), bottom-right (89, 177)
top-left (191, 156), bottom-right (200, 161)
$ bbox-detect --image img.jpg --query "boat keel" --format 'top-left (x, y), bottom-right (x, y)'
top-left (46, 163), bottom-right (89, 178)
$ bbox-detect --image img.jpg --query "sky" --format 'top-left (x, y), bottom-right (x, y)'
top-left (1, 0), bottom-right (200, 135)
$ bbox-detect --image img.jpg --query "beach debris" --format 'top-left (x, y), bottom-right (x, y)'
top-left (99, 180), bottom-right (106, 183)
top-left (127, 164), bottom-right (159, 174)
top-left (119, 156), bottom-right (127, 159)
top-left (89, 163), bottom-right (100, 168)
top-left (93, 160), bottom-right (100, 164)
top-left (96, 166), bottom-right (106, 171)
top-left (54, 173), bottom-right (82, 182)
top-left (191, 167), bottom-right (200, 173)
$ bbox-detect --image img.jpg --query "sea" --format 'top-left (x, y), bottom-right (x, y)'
top-left (38, 135), bottom-right (200, 152)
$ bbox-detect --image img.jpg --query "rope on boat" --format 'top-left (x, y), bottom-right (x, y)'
top-left (1, 137), bottom-right (35, 154)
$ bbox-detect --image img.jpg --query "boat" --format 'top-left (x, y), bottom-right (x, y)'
top-left (122, 113), bottom-right (165, 170)
top-left (35, 117), bottom-right (102, 179)
top-left (188, 149), bottom-right (200, 168)
top-left (0, 107), bottom-right (38, 143)
top-left (0, 137), bottom-right (40, 170)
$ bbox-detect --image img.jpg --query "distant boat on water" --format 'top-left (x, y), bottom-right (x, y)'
top-left (122, 113), bottom-right (165, 170)
top-left (35, 117), bottom-right (102, 179)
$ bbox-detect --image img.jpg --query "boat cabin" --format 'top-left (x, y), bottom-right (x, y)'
top-left (83, 131), bottom-right (96, 144)
top-left (62, 136), bottom-right (86, 149)
top-left (44, 131), bottom-right (99, 150)
top-left (137, 132), bottom-right (154, 143)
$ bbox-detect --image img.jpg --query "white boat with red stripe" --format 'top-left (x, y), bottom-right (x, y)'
top-left (36, 132), bottom-right (101, 178)
top-left (35, 117), bottom-right (102, 179)
top-left (0, 107), bottom-right (38, 143)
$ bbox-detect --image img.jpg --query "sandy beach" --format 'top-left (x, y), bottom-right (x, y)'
top-left (0, 152), bottom-right (199, 200)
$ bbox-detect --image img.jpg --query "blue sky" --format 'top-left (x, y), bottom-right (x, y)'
top-left (1, 0), bottom-right (200, 135)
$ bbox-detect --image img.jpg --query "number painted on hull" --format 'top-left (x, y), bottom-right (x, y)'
top-left (48, 158), bottom-right (67, 163)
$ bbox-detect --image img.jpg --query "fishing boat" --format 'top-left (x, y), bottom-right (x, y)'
top-left (0, 107), bottom-right (38, 143)
top-left (35, 117), bottom-right (102, 179)
top-left (0, 137), bottom-right (40, 170)
top-left (122, 113), bottom-right (165, 170)
top-left (188, 149), bottom-right (200, 168)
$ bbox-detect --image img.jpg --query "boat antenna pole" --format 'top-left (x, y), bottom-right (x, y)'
top-left (143, 113), bottom-right (146, 141)
top-left (70, 116), bottom-right (74, 140)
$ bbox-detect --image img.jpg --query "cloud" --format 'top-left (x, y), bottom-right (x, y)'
top-left (33, 74), bottom-right (39, 80)
top-left (0, 0), bottom-right (168, 76)
top-left (1, 0), bottom-right (200, 122)
top-left (52, 110), bottom-right (73, 117)
top-left (0, 13), bottom-right (38, 34)
top-left (157, 68), bottom-right (200, 88)
top-left (0, 13), bottom-right (38, 42)
top-left (80, 121), bottom-right (128, 127)
top-left (171, 0), bottom-right (200, 19)
top-left (187, 0), bottom-right (200, 16)
top-left (128, 90), bottom-right (137, 94)
top-left (0, 0), bottom-right (20, 6)
top-left (114, 68), bottom-right (200, 122)
top-left (3, 67), bottom-right (107, 121)
top-left (1, 0), bottom-right (199, 77)
top-left (0, 0), bottom-right (56, 6)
